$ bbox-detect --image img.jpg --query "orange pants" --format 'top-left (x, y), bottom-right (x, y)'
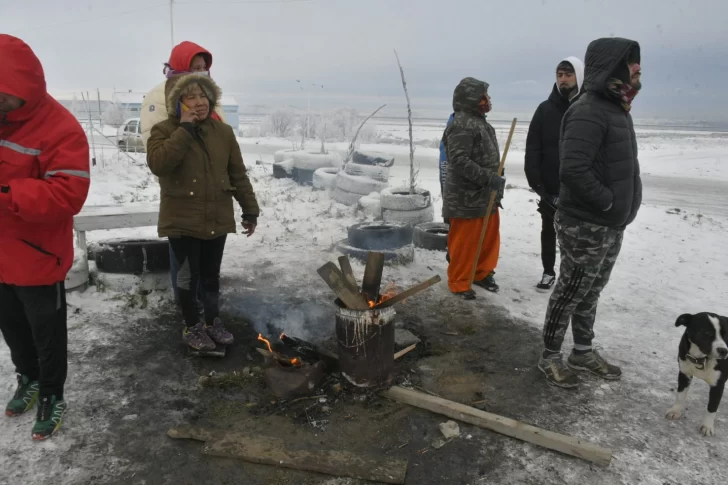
top-left (447, 210), bottom-right (500, 293)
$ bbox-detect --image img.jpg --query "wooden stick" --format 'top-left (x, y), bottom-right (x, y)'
top-left (169, 426), bottom-right (409, 484)
top-left (338, 255), bottom-right (359, 292)
top-left (394, 343), bottom-right (417, 360)
top-left (380, 386), bottom-right (612, 467)
top-left (361, 252), bottom-right (385, 302)
top-left (373, 275), bottom-right (441, 309)
top-left (317, 262), bottom-right (370, 310)
top-left (469, 118), bottom-right (517, 287)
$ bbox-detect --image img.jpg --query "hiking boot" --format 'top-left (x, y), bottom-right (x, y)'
top-left (567, 349), bottom-right (622, 380)
top-left (5, 375), bottom-right (39, 417)
top-left (538, 353), bottom-right (579, 389)
top-left (453, 289), bottom-right (476, 300)
top-left (183, 322), bottom-right (216, 351)
top-left (536, 273), bottom-right (556, 291)
top-left (205, 317), bottom-right (234, 346)
top-left (473, 271), bottom-right (499, 293)
top-left (31, 395), bottom-right (67, 440)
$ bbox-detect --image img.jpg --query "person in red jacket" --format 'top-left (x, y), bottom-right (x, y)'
top-left (0, 35), bottom-right (90, 440)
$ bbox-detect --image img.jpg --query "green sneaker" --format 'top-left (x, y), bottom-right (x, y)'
top-left (538, 353), bottom-right (579, 389)
top-left (31, 395), bottom-right (67, 441)
top-left (567, 349), bottom-right (622, 380)
top-left (5, 375), bottom-right (40, 417)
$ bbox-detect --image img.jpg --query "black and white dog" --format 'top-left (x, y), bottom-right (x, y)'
top-left (666, 312), bottom-right (728, 436)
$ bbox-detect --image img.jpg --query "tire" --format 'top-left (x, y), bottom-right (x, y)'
top-left (337, 239), bottom-right (414, 265)
top-left (335, 171), bottom-right (388, 196)
top-left (293, 167), bottom-right (316, 185)
top-left (344, 162), bottom-right (390, 182)
top-left (352, 150), bottom-right (395, 167)
top-left (291, 151), bottom-right (342, 170)
top-left (273, 159), bottom-right (294, 179)
top-left (383, 204), bottom-right (435, 225)
top-left (332, 187), bottom-right (363, 206)
top-left (313, 167), bottom-right (339, 190)
top-left (94, 238), bottom-right (170, 274)
top-left (347, 222), bottom-right (413, 250)
top-left (273, 149), bottom-right (297, 163)
top-left (380, 187), bottom-right (431, 211)
top-left (118, 141), bottom-right (127, 152)
top-left (413, 222), bottom-right (449, 251)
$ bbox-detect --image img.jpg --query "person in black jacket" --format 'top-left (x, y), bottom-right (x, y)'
top-left (538, 37), bottom-right (642, 389)
top-left (525, 56), bottom-right (584, 291)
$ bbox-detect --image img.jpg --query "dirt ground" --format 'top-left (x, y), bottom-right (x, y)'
top-left (12, 265), bottom-right (724, 485)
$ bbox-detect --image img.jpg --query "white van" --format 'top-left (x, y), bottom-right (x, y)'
top-left (117, 118), bottom-right (145, 153)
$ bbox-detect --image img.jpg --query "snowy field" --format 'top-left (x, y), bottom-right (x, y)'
top-left (1, 116), bottom-right (727, 484)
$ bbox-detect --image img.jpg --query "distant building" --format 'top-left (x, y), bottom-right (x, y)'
top-left (50, 89), bottom-right (240, 135)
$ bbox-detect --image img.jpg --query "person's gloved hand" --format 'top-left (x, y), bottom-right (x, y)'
top-left (489, 175), bottom-right (506, 201)
top-left (241, 214), bottom-right (257, 237)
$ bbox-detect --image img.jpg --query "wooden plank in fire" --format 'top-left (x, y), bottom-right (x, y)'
top-left (316, 262), bottom-right (370, 310)
top-left (337, 255), bottom-right (359, 292)
top-left (373, 275), bottom-right (442, 309)
top-left (361, 252), bottom-right (385, 302)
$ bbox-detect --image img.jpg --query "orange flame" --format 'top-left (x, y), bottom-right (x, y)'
top-left (257, 333), bottom-right (273, 353)
top-left (366, 282), bottom-right (399, 308)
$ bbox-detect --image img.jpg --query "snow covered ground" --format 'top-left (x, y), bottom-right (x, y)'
top-left (0, 117), bottom-right (727, 484)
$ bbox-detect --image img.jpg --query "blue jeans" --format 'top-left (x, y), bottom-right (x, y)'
top-left (169, 243), bottom-right (205, 307)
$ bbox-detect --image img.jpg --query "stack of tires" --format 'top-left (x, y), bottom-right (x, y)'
top-left (337, 221), bottom-right (415, 265)
top-left (272, 149), bottom-right (341, 186)
top-left (332, 150), bottom-right (393, 208)
top-left (380, 187), bottom-right (434, 225)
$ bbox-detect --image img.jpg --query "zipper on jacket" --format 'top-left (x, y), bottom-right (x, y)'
top-left (20, 239), bottom-right (61, 266)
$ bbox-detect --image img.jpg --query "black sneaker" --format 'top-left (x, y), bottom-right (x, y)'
top-left (536, 273), bottom-right (555, 291)
top-left (473, 272), bottom-right (499, 293)
top-left (453, 289), bottom-right (476, 300)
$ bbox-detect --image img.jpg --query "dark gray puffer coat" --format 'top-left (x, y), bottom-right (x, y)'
top-left (558, 37), bottom-right (642, 229)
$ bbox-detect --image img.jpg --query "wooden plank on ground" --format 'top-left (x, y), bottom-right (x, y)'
top-left (373, 275), bottom-right (441, 309)
top-left (379, 386), bottom-right (612, 467)
top-left (169, 426), bottom-right (408, 484)
top-left (316, 262), bottom-right (369, 310)
top-left (394, 343), bottom-right (417, 360)
top-left (337, 256), bottom-right (359, 292)
top-left (361, 252), bottom-right (385, 302)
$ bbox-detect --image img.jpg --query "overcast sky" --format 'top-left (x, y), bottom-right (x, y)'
top-left (3, 0), bottom-right (727, 121)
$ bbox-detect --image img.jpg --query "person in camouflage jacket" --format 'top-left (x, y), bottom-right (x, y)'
top-left (538, 37), bottom-right (642, 389)
top-left (441, 77), bottom-right (506, 299)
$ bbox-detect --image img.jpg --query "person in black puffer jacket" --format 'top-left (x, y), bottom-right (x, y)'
top-left (538, 37), bottom-right (642, 390)
top-left (525, 56), bottom-right (584, 291)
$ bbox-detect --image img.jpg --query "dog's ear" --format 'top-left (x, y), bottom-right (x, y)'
top-left (675, 314), bottom-right (692, 327)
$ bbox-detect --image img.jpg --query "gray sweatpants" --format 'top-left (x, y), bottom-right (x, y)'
top-left (542, 211), bottom-right (623, 353)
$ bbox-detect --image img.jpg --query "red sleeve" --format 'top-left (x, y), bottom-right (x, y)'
top-left (7, 125), bottom-right (91, 222)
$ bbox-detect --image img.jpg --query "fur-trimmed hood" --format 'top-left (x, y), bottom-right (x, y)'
top-left (164, 73), bottom-right (221, 117)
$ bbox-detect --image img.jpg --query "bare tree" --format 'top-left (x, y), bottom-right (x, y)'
top-left (344, 104), bottom-right (387, 164)
top-left (101, 103), bottom-right (131, 128)
top-left (268, 108), bottom-right (295, 137)
top-left (394, 50), bottom-right (417, 194)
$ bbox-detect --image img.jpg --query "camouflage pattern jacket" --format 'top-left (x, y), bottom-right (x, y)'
top-left (441, 77), bottom-right (501, 219)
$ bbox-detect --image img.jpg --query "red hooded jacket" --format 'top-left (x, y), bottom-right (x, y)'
top-left (0, 35), bottom-right (90, 286)
top-left (166, 41), bottom-right (222, 121)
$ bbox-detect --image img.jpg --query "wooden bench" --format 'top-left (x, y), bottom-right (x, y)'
top-left (68, 202), bottom-right (160, 290)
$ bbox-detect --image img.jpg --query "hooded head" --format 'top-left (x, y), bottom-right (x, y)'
top-left (582, 37), bottom-right (641, 95)
top-left (164, 41), bottom-right (214, 78)
top-left (165, 73), bottom-right (221, 120)
top-left (0, 34), bottom-right (46, 122)
top-left (452, 77), bottom-right (490, 116)
top-left (556, 56), bottom-right (584, 99)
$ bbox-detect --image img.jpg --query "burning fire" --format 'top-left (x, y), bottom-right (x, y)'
top-left (257, 333), bottom-right (273, 352)
top-left (258, 333), bottom-right (302, 366)
top-left (367, 281), bottom-right (400, 308)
